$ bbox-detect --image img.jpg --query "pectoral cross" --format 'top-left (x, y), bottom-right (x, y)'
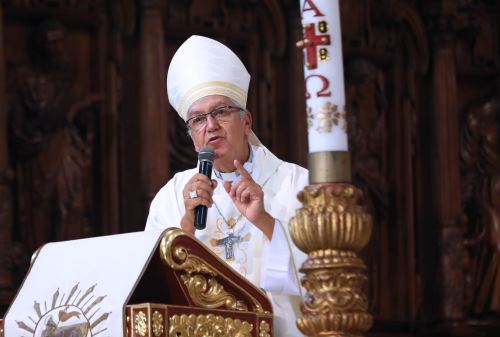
top-left (216, 232), bottom-right (241, 260)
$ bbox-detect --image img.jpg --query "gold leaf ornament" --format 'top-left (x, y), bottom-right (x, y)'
top-left (134, 311), bottom-right (147, 337)
top-left (152, 310), bottom-right (164, 336)
top-left (169, 314), bottom-right (253, 337)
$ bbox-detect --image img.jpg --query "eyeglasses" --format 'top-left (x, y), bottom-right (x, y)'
top-left (186, 105), bottom-right (245, 132)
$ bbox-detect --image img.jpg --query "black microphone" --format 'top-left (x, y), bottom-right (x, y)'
top-left (194, 147), bottom-right (215, 230)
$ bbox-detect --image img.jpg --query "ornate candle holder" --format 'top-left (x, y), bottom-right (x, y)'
top-left (289, 152), bottom-right (373, 337)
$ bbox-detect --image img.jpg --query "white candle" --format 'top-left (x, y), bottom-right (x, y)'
top-left (298, 0), bottom-right (348, 152)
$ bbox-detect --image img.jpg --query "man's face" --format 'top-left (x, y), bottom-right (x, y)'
top-left (187, 95), bottom-right (251, 162)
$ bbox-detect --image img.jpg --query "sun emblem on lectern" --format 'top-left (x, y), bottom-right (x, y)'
top-left (15, 283), bottom-right (110, 337)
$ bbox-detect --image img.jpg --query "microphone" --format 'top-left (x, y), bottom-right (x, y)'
top-left (194, 147), bottom-right (215, 230)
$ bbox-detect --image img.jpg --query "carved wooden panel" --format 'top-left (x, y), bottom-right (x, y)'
top-left (4, 1), bottom-right (104, 12)
top-left (0, 1), bottom-right (498, 336)
top-left (455, 1), bottom-right (500, 320)
top-left (340, 1), bottom-right (426, 324)
top-left (6, 17), bottom-right (99, 250)
top-left (339, 0), bottom-right (500, 334)
top-left (0, 0), bottom-right (122, 315)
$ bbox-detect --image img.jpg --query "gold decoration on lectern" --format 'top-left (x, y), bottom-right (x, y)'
top-left (151, 310), bottom-right (164, 336)
top-left (160, 229), bottom-right (266, 313)
top-left (180, 273), bottom-right (248, 311)
top-left (169, 314), bottom-right (253, 337)
top-left (134, 311), bottom-right (147, 336)
top-left (290, 183), bottom-right (373, 337)
top-left (126, 315), bottom-right (129, 337)
top-left (258, 320), bottom-right (271, 337)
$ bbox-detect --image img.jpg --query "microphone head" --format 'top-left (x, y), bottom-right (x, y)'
top-left (198, 147), bottom-right (215, 162)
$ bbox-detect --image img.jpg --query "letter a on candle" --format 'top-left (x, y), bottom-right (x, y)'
top-left (301, 0), bottom-right (325, 17)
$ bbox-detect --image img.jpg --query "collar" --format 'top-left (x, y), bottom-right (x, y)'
top-left (212, 143), bottom-right (283, 188)
top-left (214, 145), bottom-right (254, 182)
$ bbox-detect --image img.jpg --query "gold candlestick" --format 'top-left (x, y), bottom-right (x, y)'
top-left (289, 151), bottom-right (373, 337)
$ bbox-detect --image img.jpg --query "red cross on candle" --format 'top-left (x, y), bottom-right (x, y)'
top-left (296, 23), bottom-right (331, 69)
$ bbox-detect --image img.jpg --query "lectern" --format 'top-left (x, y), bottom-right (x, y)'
top-left (0, 228), bottom-right (273, 337)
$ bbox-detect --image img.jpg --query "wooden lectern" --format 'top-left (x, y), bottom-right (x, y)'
top-left (0, 228), bottom-right (273, 337)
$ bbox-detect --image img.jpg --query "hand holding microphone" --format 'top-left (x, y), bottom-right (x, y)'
top-left (194, 147), bottom-right (215, 229)
top-left (180, 147), bottom-right (216, 233)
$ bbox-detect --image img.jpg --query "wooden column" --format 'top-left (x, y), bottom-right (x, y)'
top-left (138, 0), bottom-right (169, 216)
top-left (428, 14), bottom-right (465, 320)
top-left (98, 14), bottom-right (121, 235)
top-left (0, 2), bottom-right (13, 303)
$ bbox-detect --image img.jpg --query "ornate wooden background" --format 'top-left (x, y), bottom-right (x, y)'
top-left (0, 0), bottom-right (499, 336)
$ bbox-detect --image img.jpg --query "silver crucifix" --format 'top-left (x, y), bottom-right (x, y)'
top-left (216, 232), bottom-right (241, 260)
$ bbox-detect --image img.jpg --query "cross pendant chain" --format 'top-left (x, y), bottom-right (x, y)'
top-left (227, 216), bottom-right (237, 229)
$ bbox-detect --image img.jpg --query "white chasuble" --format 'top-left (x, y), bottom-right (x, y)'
top-left (146, 144), bottom-right (309, 337)
top-left (197, 186), bottom-right (263, 283)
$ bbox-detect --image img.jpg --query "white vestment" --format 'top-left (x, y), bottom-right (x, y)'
top-left (146, 144), bottom-right (308, 336)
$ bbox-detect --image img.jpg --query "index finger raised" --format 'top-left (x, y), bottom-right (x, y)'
top-left (234, 160), bottom-right (252, 180)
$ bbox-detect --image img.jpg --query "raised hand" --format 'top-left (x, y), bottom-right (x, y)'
top-left (223, 160), bottom-right (274, 239)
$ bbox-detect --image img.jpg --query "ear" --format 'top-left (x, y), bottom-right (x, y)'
top-left (243, 111), bottom-right (252, 135)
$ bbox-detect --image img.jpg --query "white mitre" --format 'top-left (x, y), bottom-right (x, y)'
top-left (166, 35), bottom-right (261, 146)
